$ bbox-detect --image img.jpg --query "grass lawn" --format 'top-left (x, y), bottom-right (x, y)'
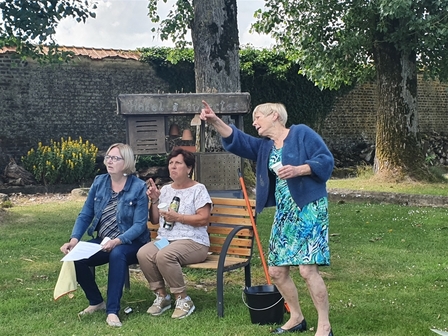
top-left (1, 191), bottom-right (448, 335)
top-left (328, 169), bottom-right (448, 196)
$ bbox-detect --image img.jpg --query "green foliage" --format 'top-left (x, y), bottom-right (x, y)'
top-left (0, 0), bottom-right (97, 62)
top-left (243, 159), bottom-right (256, 198)
top-left (139, 46), bottom-right (345, 130)
top-left (135, 154), bottom-right (168, 170)
top-left (0, 200), bottom-right (13, 208)
top-left (355, 163), bottom-right (375, 179)
top-left (139, 47), bottom-right (195, 93)
top-left (425, 153), bottom-right (437, 166)
top-left (240, 47), bottom-right (347, 133)
top-left (147, 0), bottom-right (193, 49)
top-left (21, 137), bottom-right (98, 185)
top-left (252, 0), bottom-right (448, 88)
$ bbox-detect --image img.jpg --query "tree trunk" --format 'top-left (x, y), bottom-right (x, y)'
top-left (192, 0), bottom-right (240, 92)
top-left (372, 31), bottom-right (429, 180)
top-left (191, 0), bottom-right (241, 151)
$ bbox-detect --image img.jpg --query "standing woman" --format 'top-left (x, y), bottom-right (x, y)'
top-left (60, 143), bottom-right (149, 328)
top-left (200, 101), bottom-right (334, 336)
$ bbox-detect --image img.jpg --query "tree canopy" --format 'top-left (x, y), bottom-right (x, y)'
top-left (253, 0), bottom-right (448, 89)
top-left (253, 0), bottom-right (448, 180)
top-left (147, 0), bottom-right (193, 49)
top-left (139, 46), bottom-right (341, 132)
top-left (0, 0), bottom-right (96, 61)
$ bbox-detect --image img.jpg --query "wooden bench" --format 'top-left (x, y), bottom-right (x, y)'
top-left (147, 196), bottom-right (256, 317)
top-left (92, 196), bottom-right (256, 317)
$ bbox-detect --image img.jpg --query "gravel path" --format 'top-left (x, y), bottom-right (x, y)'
top-left (7, 192), bottom-right (73, 206)
top-left (4, 189), bottom-right (448, 208)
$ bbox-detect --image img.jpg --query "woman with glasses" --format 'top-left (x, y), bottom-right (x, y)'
top-left (200, 101), bottom-right (334, 336)
top-left (60, 143), bottom-right (149, 327)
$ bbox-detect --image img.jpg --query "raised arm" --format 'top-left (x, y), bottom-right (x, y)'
top-left (200, 100), bottom-right (233, 138)
top-left (146, 178), bottom-right (161, 224)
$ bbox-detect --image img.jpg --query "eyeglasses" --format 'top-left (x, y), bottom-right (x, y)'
top-left (104, 155), bottom-right (124, 162)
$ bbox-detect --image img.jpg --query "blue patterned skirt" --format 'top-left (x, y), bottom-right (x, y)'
top-left (267, 148), bottom-right (330, 266)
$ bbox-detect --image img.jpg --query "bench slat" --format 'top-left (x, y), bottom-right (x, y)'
top-left (186, 254), bottom-right (250, 269)
top-left (210, 236), bottom-right (253, 247)
top-left (209, 246), bottom-right (252, 256)
top-left (210, 197), bottom-right (255, 207)
top-left (207, 226), bottom-right (252, 235)
top-left (212, 206), bottom-right (253, 217)
top-left (210, 216), bottom-right (253, 226)
top-left (147, 223), bottom-right (159, 230)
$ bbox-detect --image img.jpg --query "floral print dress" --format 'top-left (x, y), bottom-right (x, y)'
top-left (267, 147), bottom-right (330, 266)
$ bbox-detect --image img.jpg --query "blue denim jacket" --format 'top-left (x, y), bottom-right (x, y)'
top-left (70, 174), bottom-right (149, 245)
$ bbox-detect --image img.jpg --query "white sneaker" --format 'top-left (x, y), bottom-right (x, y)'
top-left (146, 293), bottom-right (171, 316)
top-left (171, 296), bottom-right (195, 319)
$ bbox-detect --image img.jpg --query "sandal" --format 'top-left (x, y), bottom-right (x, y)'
top-left (106, 314), bottom-right (122, 327)
top-left (78, 301), bottom-right (106, 315)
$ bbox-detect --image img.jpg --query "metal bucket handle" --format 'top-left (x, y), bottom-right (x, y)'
top-left (241, 290), bottom-right (284, 311)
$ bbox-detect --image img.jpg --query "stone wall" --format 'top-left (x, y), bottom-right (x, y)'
top-left (322, 77), bottom-right (448, 150)
top-left (0, 51), bottom-right (169, 168)
top-left (321, 82), bottom-right (377, 149)
top-left (1, 49), bottom-right (448, 172)
top-left (418, 78), bottom-right (448, 133)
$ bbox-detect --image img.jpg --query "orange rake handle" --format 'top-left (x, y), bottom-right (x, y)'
top-left (238, 169), bottom-right (271, 284)
top-left (238, 169), bottom-right (290, 313)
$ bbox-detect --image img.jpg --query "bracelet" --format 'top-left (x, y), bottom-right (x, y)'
top-left (150, 198), bottom-right (159, 205)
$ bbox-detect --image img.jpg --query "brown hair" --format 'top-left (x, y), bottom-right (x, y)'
top-left (167, 148), bottom-right (196, 175)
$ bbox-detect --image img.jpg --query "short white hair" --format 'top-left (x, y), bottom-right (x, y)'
top-left (252, 103), bottom-right (288, 126)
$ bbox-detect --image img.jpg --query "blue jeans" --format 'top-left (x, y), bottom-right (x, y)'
top-left (74, 238), bottom-right (143, 315)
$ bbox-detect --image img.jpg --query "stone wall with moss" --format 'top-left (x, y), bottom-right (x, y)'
top-left (322, 77), bottom-right (448, 150)
top-left (1, 48), bottom-right (447, 172)
top-left (0, 52), bottom-right (169, 169)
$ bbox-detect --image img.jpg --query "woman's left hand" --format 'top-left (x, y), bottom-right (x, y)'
top-left (159, 209), bottom-right (180, 223)
top-left (277, 164), bottom-right (311, 179)
top-left (101, 238), bottom-right (121, 252)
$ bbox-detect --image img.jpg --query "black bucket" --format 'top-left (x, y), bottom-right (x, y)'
top-left (243, 284), bottom-right (285, 325)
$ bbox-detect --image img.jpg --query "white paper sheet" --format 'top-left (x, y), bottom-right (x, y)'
top-left (61, 241), bottom-right (103, 261)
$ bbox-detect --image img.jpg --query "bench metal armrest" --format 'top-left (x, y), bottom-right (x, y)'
top-left (216, 224), bottom-right (253, 271)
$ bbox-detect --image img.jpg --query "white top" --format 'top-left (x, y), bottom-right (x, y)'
top-left (157, 183), bottom-right (212, 246)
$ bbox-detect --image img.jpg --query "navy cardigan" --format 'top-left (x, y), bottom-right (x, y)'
top-left (222, 124), bottom-right (334, 214)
